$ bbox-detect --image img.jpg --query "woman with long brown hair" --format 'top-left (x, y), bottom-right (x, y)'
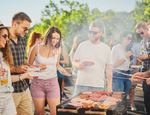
top-left (0, 21), bottom-right (34, 115)
top-left (29, 26), bottom-right (69, 115)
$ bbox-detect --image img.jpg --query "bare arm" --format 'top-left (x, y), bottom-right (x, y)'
top-left (11, 73), bottom-right (34, 83)
top-left (28, 45), bottom-right (38, 65)
top-left (106, 64), bottom-right (113, 92)
top-left (113, 51), bottom-right (132, 68)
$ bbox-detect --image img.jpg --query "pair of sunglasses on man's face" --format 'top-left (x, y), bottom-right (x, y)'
top-left (1, 34), bottom-right (8, 39)
top-left (88, 31), bottom-right (101, 35)
top-left (138, 31), bottom-right (144, 36)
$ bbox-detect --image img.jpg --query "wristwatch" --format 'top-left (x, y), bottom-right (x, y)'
top-left (19, 74), bottom-right (23, 81)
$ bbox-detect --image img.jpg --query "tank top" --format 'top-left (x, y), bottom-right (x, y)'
top-left (34, 45), bottom-right (58, 79)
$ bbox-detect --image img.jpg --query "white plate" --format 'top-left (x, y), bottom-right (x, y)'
top-left (28, 72), bottom-right (47, 76)
top-left (131, 65), bottom-right (142, 69)
top-left (28, 68), bottom-right (41, 72)
top-left (81, 61), bottom-right (95, 66)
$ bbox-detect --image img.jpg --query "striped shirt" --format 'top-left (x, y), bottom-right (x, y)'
top-left (140, 37), bottom-right (150, 72)
top-left (9, 37), bottom-right (28, 93)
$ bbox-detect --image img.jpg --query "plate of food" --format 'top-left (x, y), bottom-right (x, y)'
top-left (131, 65), bottom-right (142, 69)
top-left (81, 61), bottom-right (95, 66)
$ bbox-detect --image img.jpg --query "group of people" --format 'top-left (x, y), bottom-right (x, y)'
top-left (0, 11), bottom-right (150, 115)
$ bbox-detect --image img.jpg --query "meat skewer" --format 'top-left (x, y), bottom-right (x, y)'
top-left (114, 70), bottom-right (148, 80)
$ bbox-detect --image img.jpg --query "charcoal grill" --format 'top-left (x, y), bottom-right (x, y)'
top-left (57, 93), bottom-right (127, 115)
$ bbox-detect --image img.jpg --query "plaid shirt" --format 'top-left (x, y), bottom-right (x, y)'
top-left (9, 37), bottom-right (28, 93)
top-left (140, 37), bottom-right (150, 72)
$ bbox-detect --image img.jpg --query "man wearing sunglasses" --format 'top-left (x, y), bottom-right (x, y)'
top-left (135, 21), bottom-right (150, 115)
top-left (9, 12), bottom-right (33, 115)
top-left (73, 21), bottom-right (112, 96)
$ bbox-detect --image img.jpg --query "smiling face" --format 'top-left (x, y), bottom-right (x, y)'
top-left (0, 28), bottom-right (9, 49)
top-left (51, 32), bottom-right (60, 47)
top-left (88, 26), bottom-right (102, 44)
top-left (14, 20), bottom-right (30, 38)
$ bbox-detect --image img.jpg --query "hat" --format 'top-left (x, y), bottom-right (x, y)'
top-left (0, 21), bottom-right (10, 29)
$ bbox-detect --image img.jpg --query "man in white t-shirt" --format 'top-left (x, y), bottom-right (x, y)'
top-left (73, 21), bottom-right (112, 96)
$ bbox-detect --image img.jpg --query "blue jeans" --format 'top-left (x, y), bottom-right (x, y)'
top-left (73, 85), bottom-right (104, 97)
top-left (112, 70), bottom-right (131, 95)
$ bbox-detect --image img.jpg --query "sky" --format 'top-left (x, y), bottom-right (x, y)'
top-left (0, 0), bottom-right (136, 27)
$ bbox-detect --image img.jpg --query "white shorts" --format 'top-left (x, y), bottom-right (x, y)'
top-left (0, 93), bottom-right (17, 115)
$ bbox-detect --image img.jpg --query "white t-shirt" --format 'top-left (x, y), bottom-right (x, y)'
top-left (74, 41), bottom-right (112, 88)
top-left (111, 44), bottom-right (130, 70)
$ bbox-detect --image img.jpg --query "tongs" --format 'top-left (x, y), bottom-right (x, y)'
top-left (114, 70), bottom-right (148, 80)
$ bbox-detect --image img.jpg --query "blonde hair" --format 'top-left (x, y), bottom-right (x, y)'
top-left (135, 21), bottom-right (147, 30)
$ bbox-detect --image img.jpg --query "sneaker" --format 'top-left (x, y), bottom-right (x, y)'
top-left (62, 92), bottom-right (69, 99)
top-left (130, 103), bottom-right (137, 111)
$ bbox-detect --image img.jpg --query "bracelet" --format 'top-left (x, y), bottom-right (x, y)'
top-left (124, 57), bottom-right (127, 61)
top-left (19, 74), bottom-right (23, 81)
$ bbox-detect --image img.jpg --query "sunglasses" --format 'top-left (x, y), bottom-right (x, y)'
top-left (1, 34), bottom-right (8, 39)
top-left (88, 31), bottom-right (100, 35)
top-left (138, 31), bottom-right (144, 35)
top-left (127, 37), bottom-right (132, 40)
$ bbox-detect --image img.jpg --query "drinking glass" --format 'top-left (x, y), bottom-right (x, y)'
top-left (0, 70), bottom-right (8, 86)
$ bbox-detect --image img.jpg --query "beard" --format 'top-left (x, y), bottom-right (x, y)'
top-left (89, 36), bottom-right (99, 43)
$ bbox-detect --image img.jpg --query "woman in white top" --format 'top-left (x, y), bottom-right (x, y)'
top-left (0, 21), bottom-right (35, 115)
top-left (29, 26), bottom-right (67, 115)
top-left (111, 31), bottom-right (133, 95)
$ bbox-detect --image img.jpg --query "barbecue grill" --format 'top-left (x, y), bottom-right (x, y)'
top-left (57, 93), bottom-right (127, 115)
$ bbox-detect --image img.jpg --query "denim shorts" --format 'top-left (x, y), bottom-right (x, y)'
top-left (112, 70), bottom-right (131, 95)
top-left (31, 77), bottom-right (60, 99)
top-left (73, 85), bottom-right (104, 97)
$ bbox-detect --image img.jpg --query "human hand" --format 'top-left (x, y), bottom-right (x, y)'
top-left (22, 72), bottom-right (38, 80)
top-left (0, 68), bottom-right (6, 76)
top-left (135, 54), bottom-right (148, 60)
top-left (78, 62), bottom-right (87, 70)
top-left (131, 72), bottom-right (146, 83)
top-left (16, 65), bottom-right (28, 73)
top-left (126, 51), bottom-right (133, 59)
top-left (106, 87), bottom-right (113, 93)
top-left (38, 63), bottom-right (47, 70)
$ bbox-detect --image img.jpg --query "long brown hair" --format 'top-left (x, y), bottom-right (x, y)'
top-left (27, 31), bottom-right (42, 52)
top-left (43, 26), bottom-right (61, 48)
top-left (0, 28), bottom-right (14, 68)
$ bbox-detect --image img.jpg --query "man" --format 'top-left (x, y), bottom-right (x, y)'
top-left (9, 12), bottom-right (33, 115)
top-left (73, 21), bottom-right (112, 96)
top-left (135, 21), bottom-right (150, 115)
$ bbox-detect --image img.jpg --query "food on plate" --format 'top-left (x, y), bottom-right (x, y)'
top-left (103, 100), bottom-right (117, 106)
top-left (89, 93), bottom-right (102, 98)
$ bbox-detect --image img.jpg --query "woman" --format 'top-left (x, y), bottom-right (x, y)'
top-left (27, 31), bottom-right (43, 61)
top-left (0, 21), bottom-right (34, 115)
top-left (111, 31), bottom-right (133, 95)
top-left (29, 26), bottom-right (67, 115)
top-left (69, 35), bottom-right (85, 87)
